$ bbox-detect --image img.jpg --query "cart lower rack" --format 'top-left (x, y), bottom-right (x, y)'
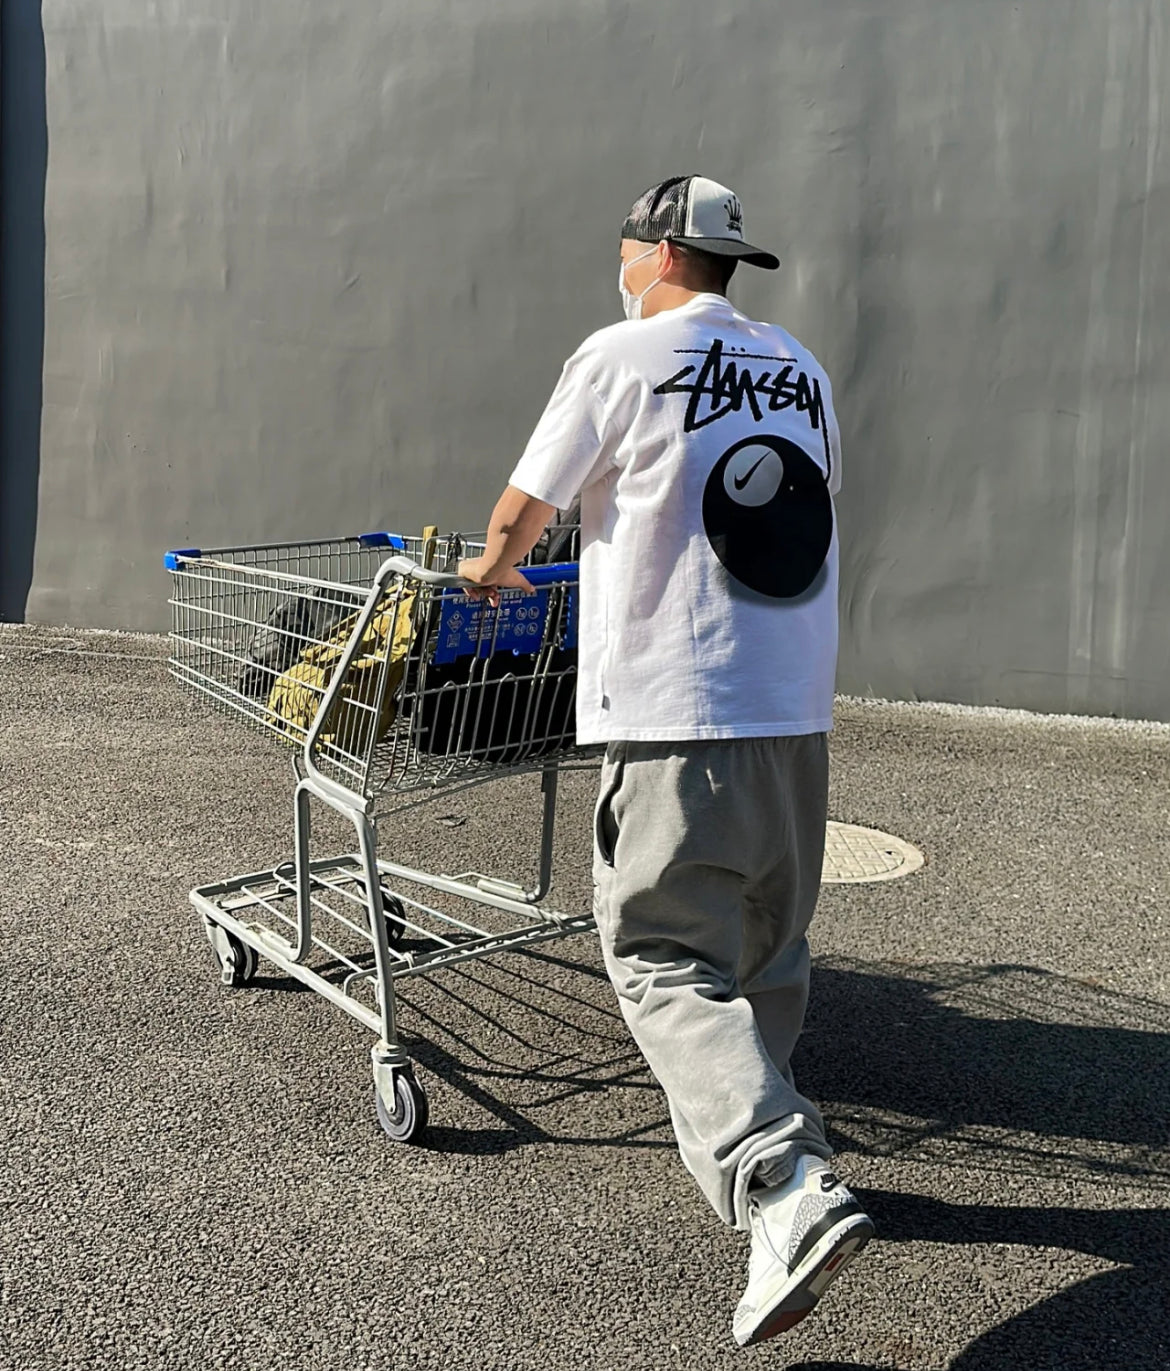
top-left (166, 528), bottom-right (592, 1140)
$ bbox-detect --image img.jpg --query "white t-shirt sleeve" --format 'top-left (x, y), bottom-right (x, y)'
top-left (509, 346), bottom-right (621, 509)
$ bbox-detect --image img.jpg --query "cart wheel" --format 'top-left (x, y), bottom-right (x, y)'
top-left (375, 1069), bottom-right (429, 1143)
top-left (381, 893), bottom-right (408, 950)
top-left (205, 921), bottom-right (259, 988)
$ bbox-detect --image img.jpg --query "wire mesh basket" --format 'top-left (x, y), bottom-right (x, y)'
top-left (166, 528), bottom-right (581, 803)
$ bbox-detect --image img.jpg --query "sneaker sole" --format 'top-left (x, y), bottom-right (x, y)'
top-left (733, 1213), bottom-right (875, 1348)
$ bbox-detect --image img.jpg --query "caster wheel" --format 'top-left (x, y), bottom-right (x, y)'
top-left (361, 880), bottom-right (407, 950)
top-left (204, 920), bottom-right (259, 988)
top-left (381, 893), bottom-right (408, 950)
top-left (375, 1069), bottom-right (429, 1143)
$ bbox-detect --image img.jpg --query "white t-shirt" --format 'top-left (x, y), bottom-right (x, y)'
top-left (509, 292), bottom-right (842, 745)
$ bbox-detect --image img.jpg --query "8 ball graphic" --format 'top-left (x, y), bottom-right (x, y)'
top-left (702, 434), bottom-right (833, 598)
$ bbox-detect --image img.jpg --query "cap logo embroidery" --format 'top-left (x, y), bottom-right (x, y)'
top-left (724, 194), bottom-right (743, 236)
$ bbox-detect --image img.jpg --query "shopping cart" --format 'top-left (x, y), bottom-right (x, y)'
top-left (165, 527), bottom-right (593, 1142)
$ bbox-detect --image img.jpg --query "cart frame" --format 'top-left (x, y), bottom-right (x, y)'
top-left (167, 531), bottom-right (593, 1141)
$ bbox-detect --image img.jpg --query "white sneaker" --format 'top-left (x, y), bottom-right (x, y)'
top-left (732, 1153), bottom-right (874, 1347)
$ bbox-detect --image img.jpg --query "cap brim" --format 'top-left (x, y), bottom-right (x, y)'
top-left (672, 235), bottom-right (780, 270)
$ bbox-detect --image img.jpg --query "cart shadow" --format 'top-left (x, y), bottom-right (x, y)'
top-left (417, 1126), bottom-right (527, 1156)
top-left (393, 943), bottom-right (673, 1156)
top-left (398, 953), bottom-right (1170, 1172)
top-left (251, 973), bottom-right (314, 993)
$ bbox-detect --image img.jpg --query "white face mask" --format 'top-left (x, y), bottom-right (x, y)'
top-left (618, 244), bottom-right (664, 321)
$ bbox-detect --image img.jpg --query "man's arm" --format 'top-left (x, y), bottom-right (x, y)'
top-left (457, 484), bottom-right (556, 603)
top-left (458, 339), bottom-right (617, 601)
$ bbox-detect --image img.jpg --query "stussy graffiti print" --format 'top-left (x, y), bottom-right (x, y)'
top-left (653, 338), bottom-right (834, 600)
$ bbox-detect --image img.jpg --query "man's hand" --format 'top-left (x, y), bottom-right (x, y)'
top-left (457, 558), bottom-right (534, 607)
top-left (456, 486), bottom-right (555, 605)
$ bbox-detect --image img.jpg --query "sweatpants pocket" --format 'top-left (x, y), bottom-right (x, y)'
top-left (593, 744), bottom-right (626, 868)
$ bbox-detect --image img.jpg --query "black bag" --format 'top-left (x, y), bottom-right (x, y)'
top-left (409, 645), bottom-right (577, 765)
top-left (235, 590), bottom-right (349, 699)
top-left (407, 506), bottom-right (580, 762)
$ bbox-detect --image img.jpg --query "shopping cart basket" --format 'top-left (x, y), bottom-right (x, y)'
top-left (165, 528), bottom-right (593, 1141)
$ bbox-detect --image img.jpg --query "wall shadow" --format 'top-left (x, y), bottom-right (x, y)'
top-left (0, 0), bottom-right (47, 621)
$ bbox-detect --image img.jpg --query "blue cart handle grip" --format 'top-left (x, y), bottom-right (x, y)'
top-left (163, 548), bottom-right (201, 570)
top-left (518, 561), bottom-right (578, 588)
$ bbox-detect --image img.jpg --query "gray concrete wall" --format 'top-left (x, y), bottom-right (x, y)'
top-left (5, 1), bottom-right (1169, 718)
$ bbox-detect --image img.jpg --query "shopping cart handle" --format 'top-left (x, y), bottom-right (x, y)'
top-left (378, 556), bottom-right (470, 589)
top-left (378, 556), bottom-right (577, 591)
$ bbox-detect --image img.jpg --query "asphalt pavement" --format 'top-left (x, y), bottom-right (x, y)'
top-left (1, 623), bottom-right (1167, 1371)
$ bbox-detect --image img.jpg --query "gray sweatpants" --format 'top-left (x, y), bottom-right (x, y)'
top-left (592, 735), bottom-right (833, 1232)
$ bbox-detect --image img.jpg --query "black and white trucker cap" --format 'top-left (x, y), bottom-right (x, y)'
top-left (621, 174), bottom-right (780, 270)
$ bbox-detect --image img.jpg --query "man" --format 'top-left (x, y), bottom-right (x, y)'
top-left (458, 175), bottom-right (873, 1348)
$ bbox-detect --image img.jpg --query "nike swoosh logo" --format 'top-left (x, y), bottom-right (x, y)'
top-left (733, 454), bottom-right (770, 490)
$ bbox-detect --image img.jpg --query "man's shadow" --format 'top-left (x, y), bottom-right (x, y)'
top-left (396, 952), bottom-right (1169, 1367)
top-left (789, 1246), bottom-right (1166, 1370)
top-left (798, 959), bottom-right (1170, 1166)
top-left (785, 960), bottom-right (1170, 1370)
top-left (840, 1194), bottom-right (1167, 1370)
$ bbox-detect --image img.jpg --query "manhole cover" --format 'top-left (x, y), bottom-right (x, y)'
top-left (822, 822), bottom-right (925, 884)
